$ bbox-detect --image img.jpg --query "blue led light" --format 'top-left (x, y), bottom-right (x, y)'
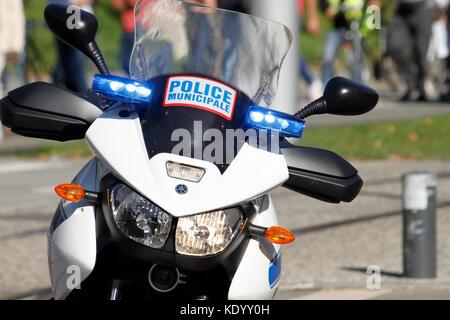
top-left (246, 105), bottom-right (305, 138)
top-left (109, 81), bottom-right (123, 91)
top-left (92, 74), bottom-right (153, 104)
top-left (137, 86), bottom-right (152, 97)
top-left (250, 111), bottom-right (264, 123)
top-left (265, 114), bottom-right (276, 124)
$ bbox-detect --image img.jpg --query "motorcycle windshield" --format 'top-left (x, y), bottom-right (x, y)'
top-left (130, 0), bottom-right (292, 107)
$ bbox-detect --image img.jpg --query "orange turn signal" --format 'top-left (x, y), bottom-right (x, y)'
top-left (55, 184), bottom-right (85, 202)
top-left (265, 226), bottom-right (296, 245)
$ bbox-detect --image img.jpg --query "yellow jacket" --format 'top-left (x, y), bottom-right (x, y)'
top-left (327, 0), bottom-right (366, 21)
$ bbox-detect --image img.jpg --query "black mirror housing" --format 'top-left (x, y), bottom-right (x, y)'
top-left (323, 77), bottom-right (379, 116)
top-left (44, 4), bottom-right (109, 74)
top-left (295, 77), bottom-right (379, 119)
top-left (45, 4), bottom-right (98, 53)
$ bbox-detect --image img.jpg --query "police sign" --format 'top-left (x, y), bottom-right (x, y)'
top-left (163, 76), bottom-right (237, 120)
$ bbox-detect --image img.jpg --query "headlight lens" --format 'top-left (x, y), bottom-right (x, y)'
top-left (175, 208), bottom-right (244, 256)
top-left (110, 184), bottom-right (172, 249)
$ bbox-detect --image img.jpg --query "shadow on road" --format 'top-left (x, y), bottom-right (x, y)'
top-left (0, 227), bottom-right (48, 241)
top-left (292, 201), bottom-right (450, 236)
top-left (343, 267), bottom-right (404, 278)
top-left (0, 213), bottom-right (52, 222)
top-left (364, 171), bottom-right (450, 187)
top-left (7, 287), bottom-right (52, 300)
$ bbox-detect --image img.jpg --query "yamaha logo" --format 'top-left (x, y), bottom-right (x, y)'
top-left (175, 184), bottom-right (188, 195)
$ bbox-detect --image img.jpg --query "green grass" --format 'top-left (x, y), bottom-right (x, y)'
top-left (300, 114), bottom-right (450, 160)
top-left (10, 113), bottom-right (450, 160)
top-left (12, 141), bottom-right (91, 159)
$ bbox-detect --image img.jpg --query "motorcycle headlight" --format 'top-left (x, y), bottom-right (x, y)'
top-left (110, 184), bottom-right (172, 249)
top-left (175, 208), bottom-right (244, 256)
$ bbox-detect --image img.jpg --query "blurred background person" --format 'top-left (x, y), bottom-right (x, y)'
top-left (48, 0), bottom-right (96, 93)
top-left (112, 0), bottom-right (137, 76)
top-left (298, 0), bottom-right (322, 101)
top-left (387, 0), bottom-right (438, 101)
top-left (186, 0), bottom-right (217, 73)
top-left (0, 0), bottom-right (26, 141)
top-left (0, 0), bottom-right (26, 98)
top-left (429, 0), bottom-right (449, 101)
top-left (429, 0), bottom-right (450, 101)
top-left (320, 0), bottom-right (371, 85)
top-left (216, 0), bottom-right (250, 81)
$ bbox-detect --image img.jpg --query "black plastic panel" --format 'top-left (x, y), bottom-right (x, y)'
top-left (284, 168), bottom-right (363, 203)
top-left (0, 82), bottom-right (102, 141)
top-left (281, 141), bottom-right (363, 203)
top-left (281, 140), bottom-right (357, 179)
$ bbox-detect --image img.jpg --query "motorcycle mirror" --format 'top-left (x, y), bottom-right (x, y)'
top-left (323, 77), bottom-right (379, 116)
top-left (295, 77), bottom-right (379, 119)
top-left (44, 4), bottom-right (109, 75)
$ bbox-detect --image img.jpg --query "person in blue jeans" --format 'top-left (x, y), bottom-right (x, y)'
top-left (320, 0), bottom-right (372, 85)
top-left (300, 58), bottom-right (315, 88)
top-left (298, 0), bottom-right (323, 101)
top-left (321, 26), bottom-right (361, 84)
top-left (112, 0), bottom-right (137, 75)
top-left (53, 40), bottom-right (88, 93)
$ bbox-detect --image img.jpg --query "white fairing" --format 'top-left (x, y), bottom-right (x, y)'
top-left (48, 205), bottom-right (97, 300)
top-left (48, 159), bottom-right (101, 300)
top-left (49, 108), bottom-right (289, 300)
top-left (228, 196), bottom-right (281, 300)
top-left (86, 106), bottom-right (289, 217)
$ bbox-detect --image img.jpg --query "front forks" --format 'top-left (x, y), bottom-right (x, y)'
top-left (109, 280), bottom-right (124, 300)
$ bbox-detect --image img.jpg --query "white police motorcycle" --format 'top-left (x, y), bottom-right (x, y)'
top-left (0, 0), bottom-right (378, 300)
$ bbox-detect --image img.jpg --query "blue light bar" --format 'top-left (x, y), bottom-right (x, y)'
top-left (92, 74), bottom-right (153, 104)
top-left (246, 105), bottom-right (306, 138)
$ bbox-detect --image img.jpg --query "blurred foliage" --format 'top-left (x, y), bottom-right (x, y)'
top-left (12, 141), bottom-right (92, 159)
top-left (25, 0), bottom-right (397, 75)
top-left (25, 0), bottom-right (121, 76)
top-left (301, 0), bottom-right (396, 65)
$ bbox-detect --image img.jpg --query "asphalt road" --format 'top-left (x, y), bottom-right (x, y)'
top-left (0, 159), bottom-right (85, 300)
top-left (1, 158), bottom-right (450, 300)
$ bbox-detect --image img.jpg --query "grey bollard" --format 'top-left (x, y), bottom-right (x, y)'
top-left (403, 172), bottom-right (437, 278)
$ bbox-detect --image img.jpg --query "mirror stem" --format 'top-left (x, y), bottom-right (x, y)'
top-left (86, 42), bottom-right (110, 75)
top-left (294, 97), bottom-right (328, 120)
